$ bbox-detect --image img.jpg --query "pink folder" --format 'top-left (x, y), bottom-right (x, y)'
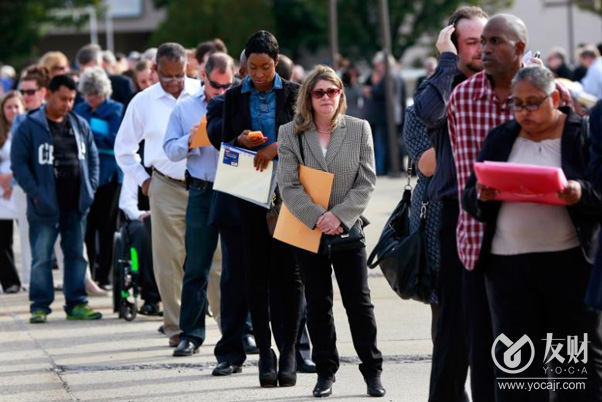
top-left (473, 161), bottom-right (569, 205)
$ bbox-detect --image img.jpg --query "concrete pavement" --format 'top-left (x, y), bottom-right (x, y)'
top-left (0, 176), bottom-right (440, 402)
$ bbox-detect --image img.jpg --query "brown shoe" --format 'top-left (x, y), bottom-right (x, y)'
top-left (169, 334), bottom-right (180, 347)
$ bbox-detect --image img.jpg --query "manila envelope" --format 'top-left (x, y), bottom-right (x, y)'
top-left (190, 116), bottom-right (211, 148)
top-left (273, 165), bottom-right (334, 253)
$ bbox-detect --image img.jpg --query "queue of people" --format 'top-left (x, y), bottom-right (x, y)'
top-left (1, 7), bottom-right (602, 400)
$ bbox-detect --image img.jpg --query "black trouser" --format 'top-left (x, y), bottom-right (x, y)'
top-left (86, 176), bottom-right (121, 286)
top-left (125, 218), bottom-right (160, 303)
top-left (296, 299), bottom-right (312, 361)
top-left (295, 246), bottom-right (383, 380)
top-left (487, 248), bottom-right (602, 402)
top-left (237, 200), bottom-right (303, 364)
top-left (429, 199), bottom-right (469, 401)
top-left (429, 200), bottom-right (495, 402)
top-left (0, 220), bottom-right (20, 291)
top-left (214, 224), bottom-right (249, 366)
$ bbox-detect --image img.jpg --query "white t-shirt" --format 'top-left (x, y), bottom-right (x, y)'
top-left (491, 137), bottom-right (580, 255)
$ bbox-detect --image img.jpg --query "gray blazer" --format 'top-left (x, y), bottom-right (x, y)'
top-left (277, 115), bottom-right (376, 230)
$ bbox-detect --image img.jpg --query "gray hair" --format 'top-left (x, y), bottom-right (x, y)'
top-left (156, 43), bottom-right (187, 65)
top-left (102, 50), bottom-right (116, 66)
top-left (76, 44), bottom-right (102, 68)
top-left (78, 66), bottom-right (112, 97)
top-left (204, 52), bottom-right (235, 76)
top-left (511, 66), bottom-right (555, 95)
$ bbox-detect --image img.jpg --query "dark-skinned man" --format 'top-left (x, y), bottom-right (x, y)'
top-left (115, 43), bottom-right (201, 347)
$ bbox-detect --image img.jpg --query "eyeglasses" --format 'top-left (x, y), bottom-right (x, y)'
top-left (510, 94), bottom-right (551, 112)
top-left (207, 79), bottom-right (232, 90)
top-left (158, 75), bottom-right (186, 83)
top-left (20, 89), bottom-right (38, 96)
top-left (311, 87), bottom-right (342, 99)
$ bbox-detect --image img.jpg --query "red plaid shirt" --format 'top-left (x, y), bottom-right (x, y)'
top-left (447, 71), bottom-right (573, 270)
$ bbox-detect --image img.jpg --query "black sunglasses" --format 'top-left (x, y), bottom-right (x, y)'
top-left (20, 89), bottom-right (38, 96)
top-left (208, 79), bottom-right (232, 90)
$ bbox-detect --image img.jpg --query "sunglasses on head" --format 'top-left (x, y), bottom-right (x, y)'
top-left (311, 87), bottom-right (342, 99)
top-left (20, 89), bottom-right (38, 96)
top-left (208, 79), bottom-right (232, 90)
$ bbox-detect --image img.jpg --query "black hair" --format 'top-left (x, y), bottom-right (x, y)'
top-left (275, 54), bottom-right (294, 80)
top-left (244, 30), bottom-right (279, 60)
top-left (448, 6), bottom-right (489, 49)
top-left (48, 74), bottom-right (77, 93)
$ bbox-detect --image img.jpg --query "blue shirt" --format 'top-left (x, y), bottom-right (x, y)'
top-left (74, 98), bottom-right (124, 185)
top-left (241, 73), bottom-right (283, 149)
top-left (163, 87), bottom-right (219, 182)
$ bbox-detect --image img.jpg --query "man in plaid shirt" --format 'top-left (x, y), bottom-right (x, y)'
top-left (448, 14), bottom-right (572, 271)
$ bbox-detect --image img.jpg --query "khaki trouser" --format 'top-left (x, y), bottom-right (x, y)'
top-left (148, 171), bottom-right (188, 338)
top-left (207, 242), bottom-right (222, 330)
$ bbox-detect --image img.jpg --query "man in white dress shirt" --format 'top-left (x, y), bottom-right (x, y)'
top-left (115, 43), bottom-right (200, 346)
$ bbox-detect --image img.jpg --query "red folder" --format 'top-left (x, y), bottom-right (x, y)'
top-left (473, 161), bottom-right (569, 205)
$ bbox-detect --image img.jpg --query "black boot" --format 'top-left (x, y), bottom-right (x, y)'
top-left (258, 349), bottom-right (277, 387)
top-left (277, 347), bottom-right (297, 387)
top-left (313, 376), bottom-right (335, 397)
top-left (365, 375), bottom-right (386, 397)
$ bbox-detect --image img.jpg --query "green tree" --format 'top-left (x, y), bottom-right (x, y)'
top-left (0, 0), bottom-right (102, 66)
top-left (577, 0), bottom-right (602, 17)
top-left (151, 0), bottom-right (512, 63)
top-left (150, 0), bottom-right (274, 58)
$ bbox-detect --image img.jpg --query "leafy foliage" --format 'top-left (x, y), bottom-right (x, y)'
top-left (0, 0), bottom-right (102, 66)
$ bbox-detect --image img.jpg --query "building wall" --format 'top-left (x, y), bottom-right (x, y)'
top-left (498, 0), bottom-right (602, 63)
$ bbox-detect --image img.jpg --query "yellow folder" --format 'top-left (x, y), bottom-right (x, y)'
top-left (190, 116), bottom-right (211, 148)
top-left (273, 165), bottom-right (334, 253)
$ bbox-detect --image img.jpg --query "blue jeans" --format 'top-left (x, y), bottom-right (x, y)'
top-left (29, 211), bottom-right (88, 314)
top-left (180, 185), bottom-right (219, 346)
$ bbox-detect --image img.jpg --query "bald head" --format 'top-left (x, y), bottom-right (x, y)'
top-left (481, 14), bottom-right (528, 79)
top-left (486, 14), bottom-right (528, 46)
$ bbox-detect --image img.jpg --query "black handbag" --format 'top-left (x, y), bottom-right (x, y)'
top-left (319, 219), bottom-right (366, 257)
top-left (295, 134), bottom-right (365, 256)
top-left (367, 171), bottom-right (433, 303)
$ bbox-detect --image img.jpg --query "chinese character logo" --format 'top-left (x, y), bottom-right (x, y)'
top-left (492, 334), bottom-right (536, 374)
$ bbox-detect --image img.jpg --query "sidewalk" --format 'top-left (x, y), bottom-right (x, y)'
top-left (0, 176), bottom-right (436, 402)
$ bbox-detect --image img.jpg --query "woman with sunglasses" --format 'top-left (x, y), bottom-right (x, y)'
top-left (277, 65), bottom-right (384, 398)
top-left (464, 65), bottom-right (602, 402)
top-left (220, 30), bottom-right (303, 388)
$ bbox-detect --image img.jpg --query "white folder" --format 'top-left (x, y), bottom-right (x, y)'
top-left (213, 143), bottom-right (277, 209)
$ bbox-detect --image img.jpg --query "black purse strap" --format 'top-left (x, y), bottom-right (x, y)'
top-left (297, 133), bottom-right (305, 164)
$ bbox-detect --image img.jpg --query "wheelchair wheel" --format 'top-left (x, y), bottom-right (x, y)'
top-left (112, 231), bottom-right (125, 314)
top-left (120, 299), bottom-right (137, 322)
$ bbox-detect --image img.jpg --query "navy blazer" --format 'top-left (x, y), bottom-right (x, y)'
top-left (463, 107), bottom-right (602, 267)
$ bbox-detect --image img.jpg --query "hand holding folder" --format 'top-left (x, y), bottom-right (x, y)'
top-left (273, 166), bottom-right (334, 253)
top-left (189, 116), bottom-right (211, 148)
top-left (474, 161), bottom-right (569, 205)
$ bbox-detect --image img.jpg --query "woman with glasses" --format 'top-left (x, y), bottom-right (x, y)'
top-left (74, 67), bottom-right (124, 290)
top-left (463, 65), bottom-right (602, 402)
top-left (277, 65), bottom-right (385, 398)
top-left (220, 30), bottom-right (303, 388)
top-left (0, 91), bottom-right (24, 293)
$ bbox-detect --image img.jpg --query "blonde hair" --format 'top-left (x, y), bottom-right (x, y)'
top-left (294, 65), bottom-right (347, 135)
top-left (0, 91), bottom-right (24, 148)
top-left (40, 51), bottom-right (69, 72)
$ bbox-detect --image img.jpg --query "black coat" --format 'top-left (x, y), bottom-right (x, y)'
top-left (109, 74), bottom-right (136, 106)
top-left (463, 108), bottom-right (602, 267)
top-left (220, 78), bottom-right (299, 148)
